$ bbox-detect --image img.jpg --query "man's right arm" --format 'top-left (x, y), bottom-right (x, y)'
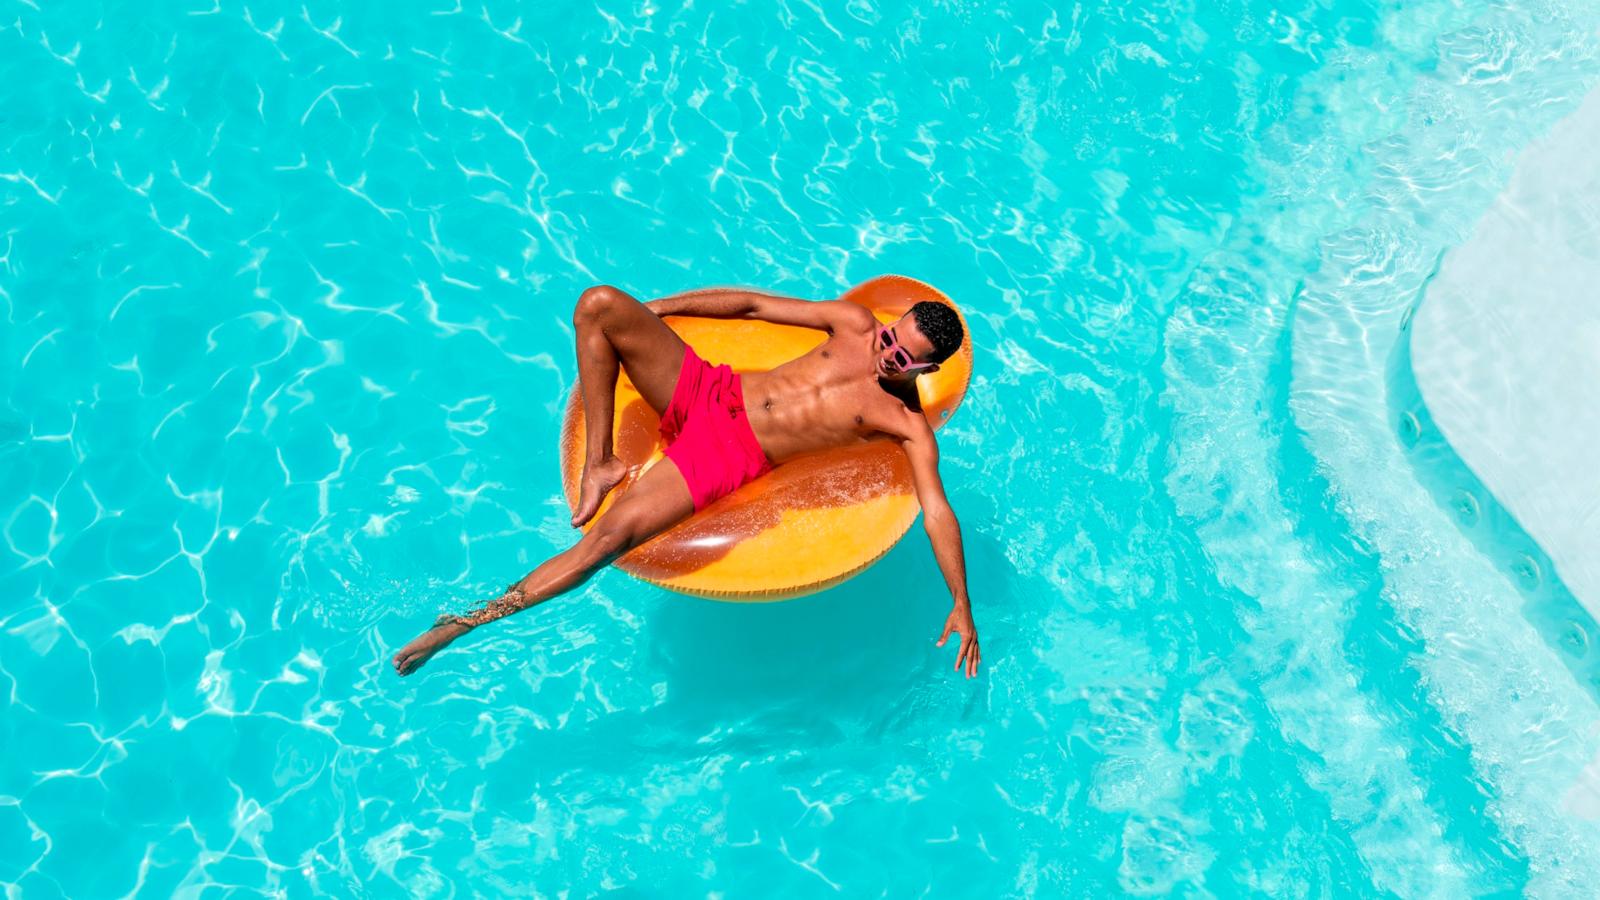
top-left (645, 287), bottom-right (784, 318)
top-left (646, 288), bottom-right (873, 334)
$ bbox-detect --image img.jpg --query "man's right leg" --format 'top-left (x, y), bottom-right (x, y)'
top-left (571, 284), bottom-right (690, 527)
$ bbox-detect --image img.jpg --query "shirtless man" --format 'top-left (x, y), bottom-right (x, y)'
top-left (391, 284), bottom-right (982, 678)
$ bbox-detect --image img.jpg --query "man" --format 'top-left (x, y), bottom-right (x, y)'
top-left (392, 284), bottom-right (981, 678)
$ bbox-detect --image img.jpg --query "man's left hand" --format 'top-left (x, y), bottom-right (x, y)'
top-left (936, 602), bottom-right (981, 679)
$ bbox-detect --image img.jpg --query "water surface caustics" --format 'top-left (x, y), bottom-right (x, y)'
top-left (4, 0), bottom-right (1600, 895)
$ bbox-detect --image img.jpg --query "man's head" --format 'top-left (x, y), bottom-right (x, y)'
top-left (876, 300), bottom-right (964, 380)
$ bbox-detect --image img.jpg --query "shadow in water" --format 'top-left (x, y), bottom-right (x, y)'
top-left (632, 526), bottom-right (1013, 743)
top-left (460, 518), bottom-right (1012, 792)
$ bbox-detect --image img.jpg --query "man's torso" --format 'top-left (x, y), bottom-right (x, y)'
top-left (737, 318), bottom-right (918, 464)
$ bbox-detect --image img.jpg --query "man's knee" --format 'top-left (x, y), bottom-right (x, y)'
top-left (580, 517), bottom-right (636, 564)
top-left (575, 284), bottom-right (630, 325)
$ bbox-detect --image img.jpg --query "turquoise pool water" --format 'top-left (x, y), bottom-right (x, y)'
top-left (8, 0), bottom-right (1600, 895)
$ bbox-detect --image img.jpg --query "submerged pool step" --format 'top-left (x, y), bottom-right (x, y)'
top-left (1288, 73), bottom-right (1600, 900)
top-left (1164, 256), bottom-right (1482, 895)
top-left (1167, 0), bottom-right (1600, 891)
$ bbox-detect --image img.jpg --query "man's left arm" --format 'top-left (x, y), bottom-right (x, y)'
top-left (898, 413), bottom-right (981, 678)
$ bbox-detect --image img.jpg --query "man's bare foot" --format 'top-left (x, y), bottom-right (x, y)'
top-left (571, 456), bottom-right (629, 527)
top-left (393, 621), bottom-right (471, 677)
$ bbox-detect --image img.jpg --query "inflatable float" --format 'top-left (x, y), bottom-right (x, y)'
top-left (558, 274), bottom-right (973, 600)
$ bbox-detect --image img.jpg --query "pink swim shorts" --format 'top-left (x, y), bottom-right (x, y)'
top-left (659, 346), bottom-right (774, 512)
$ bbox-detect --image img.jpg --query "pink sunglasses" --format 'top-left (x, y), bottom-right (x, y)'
top-left (877, 325), bottom-right (937, 374)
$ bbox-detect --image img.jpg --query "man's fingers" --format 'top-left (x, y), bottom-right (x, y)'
top-left (939, 625), bottom-right (982, 677)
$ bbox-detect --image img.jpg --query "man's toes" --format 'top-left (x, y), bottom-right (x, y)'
top-left (571, 492), bottom-right (600, 526)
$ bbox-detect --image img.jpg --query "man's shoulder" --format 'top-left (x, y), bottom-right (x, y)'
top-left (822, 301), bottom-right (878, 333)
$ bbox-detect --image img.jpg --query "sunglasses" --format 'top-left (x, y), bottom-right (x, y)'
top-left (877, 325), bottom-right (937, 374)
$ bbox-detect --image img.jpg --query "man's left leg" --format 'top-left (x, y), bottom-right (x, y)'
top-left (393, 455), bottom-right (695, 676)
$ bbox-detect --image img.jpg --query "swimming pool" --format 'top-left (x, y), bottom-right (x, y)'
top-left (6, 0), bottom-right (1600, 894)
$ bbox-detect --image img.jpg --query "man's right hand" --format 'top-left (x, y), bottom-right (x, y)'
top-left (936, 601), bottom-right (981, 679)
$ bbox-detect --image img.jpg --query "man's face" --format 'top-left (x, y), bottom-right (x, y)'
top-left (876, 314), bottom-right (938, 379)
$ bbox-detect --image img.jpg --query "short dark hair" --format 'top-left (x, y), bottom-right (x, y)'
top-left (910, 301), bottom-right (963, 364)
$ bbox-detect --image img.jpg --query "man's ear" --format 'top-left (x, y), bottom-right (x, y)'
top-left (928, 363), bottom-right (941, 374)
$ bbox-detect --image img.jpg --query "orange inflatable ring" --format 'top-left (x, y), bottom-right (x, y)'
top-left (558, 274), bottom-right (973, 601)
